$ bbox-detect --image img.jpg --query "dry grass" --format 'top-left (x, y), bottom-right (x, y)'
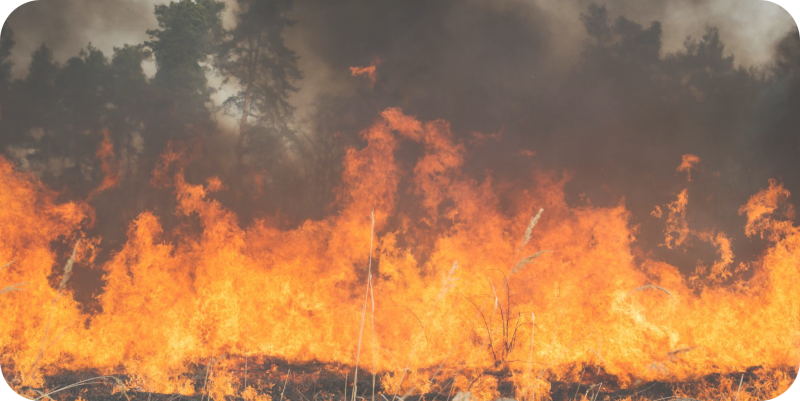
top-left (28, 375), bottom-right (129, 401)
top-left (521, 209), bottom-right (545, 252)
top-left (0, 281), bottom-right (26, 295)
top-left (1, 260), bottom-right (27, 295)
top-left (512, 251), bottom-right (552, 274)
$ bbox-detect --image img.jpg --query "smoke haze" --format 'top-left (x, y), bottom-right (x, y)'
top-left (1, 0), bottom-right (799, 291)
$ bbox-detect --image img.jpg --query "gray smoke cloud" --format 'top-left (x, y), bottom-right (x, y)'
top-left (2, 0), bottom-right (799, 278)
top-left (4, 0), bottom-right (795, 83)
top-left (5, 0), bottom-right (156, 77)
top-left (273, 0), bottom-right (800, 275)
top-left (285, 0), bottom-right (795, 112)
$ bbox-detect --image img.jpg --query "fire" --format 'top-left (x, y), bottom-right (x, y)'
top-left (676, 154), bottom-right (700, 182)
top-left (87, 129), bottom-right (121, 200)
top-left (1, 109), bottom-right (798, 399)
top-left (350, 57), bottom-right (383, 88)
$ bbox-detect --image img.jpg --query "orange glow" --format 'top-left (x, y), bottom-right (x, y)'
top-left (661, 188), bottom-right (690, 249)
top-left (1, 109), bottom-right (798, 399)
top-left (88, 129), bottom-right (121, 200)
top-left (350, 57), bottom-right (383, 87)
top-left (677, 154), bottom-right (700, 182)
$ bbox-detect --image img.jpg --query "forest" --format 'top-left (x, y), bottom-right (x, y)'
top-left (1, 0), bottom-right (799, 269)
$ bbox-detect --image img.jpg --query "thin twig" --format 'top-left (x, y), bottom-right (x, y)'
top-left (201, 356), bottom-right (214, 401)
top-left (280, 369), bottom-right (291, 401)
top-left (632, 284), bottom-right (675, 301)
top-left (735, 374), bottom-right (744, 401)
top-left (32, 376), bottom-right (118, 401)
top-left (573, 367), bottom-right (585, 401)
top-left (244, 324), bottom-right (249, 391)
top-left (369, 210), bottom-right (377, 401)
top-left (592, 383), bottom-right (603, 401)
top-left (0, 282), bottom-right (26, 295)
top-left (295, 387), bottom-right (311, 401)
top-left (353, 209), bottom-right (376, 401)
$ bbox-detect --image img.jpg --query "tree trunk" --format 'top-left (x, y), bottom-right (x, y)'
top-left (240, 84), bottom-right (252, 132)
top-left (236, 34), bottom-right (262, 206)
top-left (238, 35), bottom-right (261, 135)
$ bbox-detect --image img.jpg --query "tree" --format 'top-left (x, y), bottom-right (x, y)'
top-left (104, 44), bottom-right (154, 173)
top-left (109, 44), bottom-right (152, 114)
top-left (145, 0), bottom-right (225, 143)
top-left (56, 45), bottom-right (112, 133)
top-left (218, 0), bottom-right (302, 136)
top-left (212, 0), bottom-right (303, 223)
top-left (25, 44), bottom-right (60, 117)
top-left (0, 25), bottom-right (14, 118)
top-left (5, 44), bottom-right (60, 160)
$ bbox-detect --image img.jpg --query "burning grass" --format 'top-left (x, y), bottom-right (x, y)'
top-left (7, 360), bottom-right (795, 401)
top-left (1, 108), bottom-right (799, 400)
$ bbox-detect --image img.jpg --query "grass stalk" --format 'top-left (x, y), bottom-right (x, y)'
top-left (734, 374), bottom-right (744, 401)
top-left (280, 369), bottom-right (291, 401)
top-left (244, 325), bottom-right (249, 391)
top-left (31, 375), bottom-right (125, 401)
top-left (592, 383), bottom-right (602, 401)
top-left (1, 261), bottom-right (26, 295)
top-left (370, 273), bottom-right (377, 401)
top-left (353, 210), bottom-right (376, 401)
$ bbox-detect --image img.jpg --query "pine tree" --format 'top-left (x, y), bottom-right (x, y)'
top-left (218, 0), bottom-right (302, 136)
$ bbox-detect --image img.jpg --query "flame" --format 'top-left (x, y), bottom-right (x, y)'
top-left (87, 129), bottom-right (121, 200)
top-left (740, 179), bottom-right (797, 241)
top-left (677, 154), bottom-right (700, 182)
top-left (1, 109), bottom-right (799, 399)
top-left (350, 57), bottom-right (383, 87)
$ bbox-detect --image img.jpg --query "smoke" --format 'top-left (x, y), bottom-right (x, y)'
top-left (531, 0), bottom-right (795, 66)
top-left (285, 0), bottom-right (795, 113)
top-left (4, 0), bottom-right (249, 78)
top-left (278, 0), bottom-right (800, 274)
top-left (6, 0), bottom-right (794, 94)
top-left (2, 0), bottom-right (800, 278)
top-left (5, 0), bottom-right (156, 77)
